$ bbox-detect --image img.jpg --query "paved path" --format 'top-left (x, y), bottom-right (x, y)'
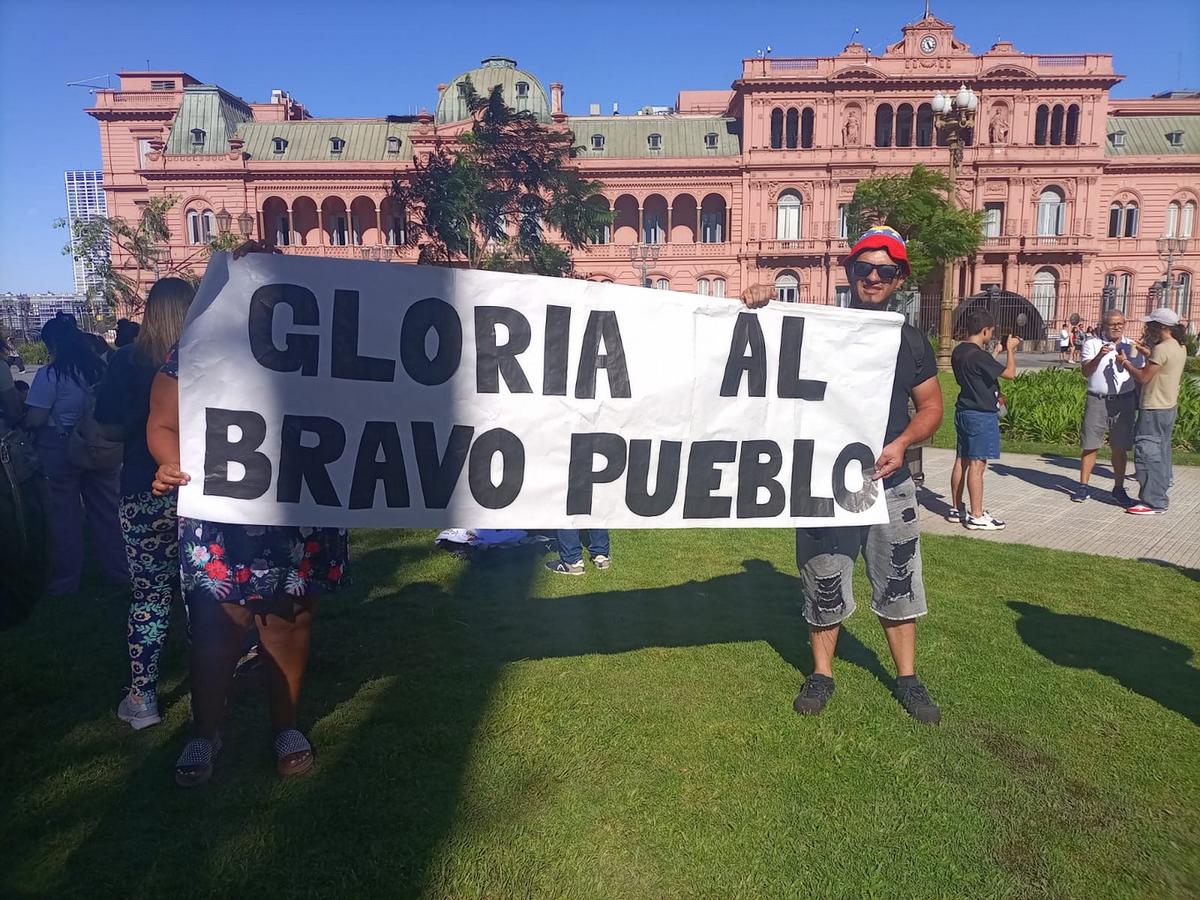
top-left (916, 448), bottom-right (1199, 570)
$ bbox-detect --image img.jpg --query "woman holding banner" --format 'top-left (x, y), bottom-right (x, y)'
top-left (147, 247), bottom-right (348, 787)
top-left (95, 278), bottom-right (194, 731)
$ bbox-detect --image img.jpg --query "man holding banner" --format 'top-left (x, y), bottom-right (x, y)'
top-left (745, 227), bottom-right (944, 724)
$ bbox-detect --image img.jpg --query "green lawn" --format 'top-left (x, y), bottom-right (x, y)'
top-left (1, 528), bottom-right (1198, 898)
top-left (932, 372), bottom-right (1200, 466)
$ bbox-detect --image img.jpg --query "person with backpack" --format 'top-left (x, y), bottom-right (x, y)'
top-left (94, 278), bottom-right (194, 729)
top-left (21, 318), bottom-right (126, 595)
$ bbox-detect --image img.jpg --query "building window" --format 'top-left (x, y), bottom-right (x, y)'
top-left (388, 215), bottom-right (406, 246)
top-left (150, 79), bottom-right (175, 91)
top-left (1031, 268), bottom-right (1058, 321)
top-left (801, 108), bottom-right (814, 148)
top-left (1034, 105), bottom-right (1049, 145)
top-left (1049, 105), bottom-right (1065, 145)
top-left (202, 211), bottom-right (216, 242)
top-left (983, 202), bottom-right (1004, 238)
top-left (1182, 201), bottom-right (1196, 238)
top-left (704, 132), bottom-right (718, 150)
top-left (386, 136), bottom-right (401, 153)
top-left (1166, 201), bottom-right (1180, 237)
top-left (330, 137), bottom-right (345, 154)
top-left (838, 203), bottom-right (849, 239)
top-left (776, 191), bottom-right (802, 240)
top-left (835, 285), bottom-right (852, 307)
top-left (457, 82), bottom-right (470, 98)
top-left (1108, 202), bottom-right (1123, 238)
top-left (701, 210), bottom-right (723, 243)
top-left (655, 278), bottom-right (670, 291)
top-left (331, 215), bottom-right (348, 246)
top-left (711, 277), bottom-right (726, 298)
top-left (696, 278), bottom-right (710, 296)
top-left (916, 103), bottom-right (935, 147)
top-left (187, 210), bottom-right (201, 245)
top-left (1167, 131), bottom-right (1184, 147)
top-left (770, 108), bottom-right (783, 149)
top-left (515, 81), bottom-right (529, 98)
top-left (591, 134), bottom-right (605, 151)
top-left (190, 128), bottom-right (205, 147)
top-left (1109, 131), bottom-right (1125, 147)
top-left (1066, 104), bottom-right (1080, 145)
top-left (895, 104), bottom-right (914, 147)
top-left (775, 272), bottom-right (799, 303)
top-left (785, 108), bottom-right (799, 149)
top-left (138, 138), bottom-right (153, 168)
top-left (874, 104), bottom-right (893, 147)
top-left (1036, 187), bottom-right (1066, 236)
top-left (272, 137), bottom-right (287, 153)
top-left (1173, 272), bottom-right (1192, 317)
top-left (187, 209), bottom-right (216, 244)
top-left (647, 133), bottom-right (662, 151)
top-left (643, 214), bottom-right (664, 245)
top-left (1123, 202), bottom-right (1139, 237)
top-left (591, 222), bottom-right (611, 244)
top-left (275, 215), bottom-right (290, 246)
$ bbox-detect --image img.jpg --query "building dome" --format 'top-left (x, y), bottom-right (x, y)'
top-left (435, 56), bottom-right (551, 124)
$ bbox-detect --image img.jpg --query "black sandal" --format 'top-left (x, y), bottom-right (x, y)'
top-left (174, 735), bottom-right (221, 788)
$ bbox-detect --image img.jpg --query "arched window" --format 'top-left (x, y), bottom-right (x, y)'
top-left (272, 137), bottom-right (287, 153)
top-left (330, 137), bottom-right (345, 153)
top-left (591, 134), bottom-right (605, 151)
top-left (1166, 201), bottom-right (1180, 237)
top-left (1173, 272), bottom-right (1192, 317)
top-left (1108, 202), bottom-right (1123, 238)
top-left (801, 108), bottom-right (814, 148)
top-left (711, 277), bottom-right (726, 298)
top-left (1066, 104), bottom-right (1080, 145)
top-left (776, 191), bottom-right (802, 240)
top-left (916, 103), bottom-right (935, 147)
top-left (1034, 105), bottom-right (1049, 145)
top-left (704, 132), bottom-right (718, 150)
top-left (785, 109), bottom-right (799, 149)
top-left (187, 210), bottom-right (201, 245)
top-left (202, 210), bottom-right (216, 241)
top-left (1050, 105), bottom-right (1065, 146)
top-left (775, 272), bottom-right (799, 303)
top-left (1031, 268), bottom-right (1058, 321)
top-left (1123, 202), bottom-right (1138, 238)
top-left (190, 128), bottom-right (205, 147)
top-left (655, 278), bottom-right (670, 291)
top-left (696, 278), bottom-right (710, 296)
top-left (770, 108), bottom-right (783, 149)
top-left (875, 104), bottom-right (893, 147)
top-left (895, 104), bottom-right (914, 147)
top-left (1182, 201), bottom-right (1196, 238)
top-left (386, 136), bottom-right (401, 153)
top-left (647, 133), bottom-right (662, 151)
top-left (1037, 188), bottom-right (1065, 236)
top-left (515, 81), bottom-right (529, 98)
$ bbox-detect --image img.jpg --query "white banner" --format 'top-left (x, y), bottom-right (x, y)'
top-left (177, 253), bottom-right (903, 528)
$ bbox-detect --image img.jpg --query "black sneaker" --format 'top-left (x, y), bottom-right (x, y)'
top-left (1112, 486), bottom-right (1133, 507)
top-left (894, 676), bottom-right (941, 725)
top-left (793, 674), bottom-right (835, 715)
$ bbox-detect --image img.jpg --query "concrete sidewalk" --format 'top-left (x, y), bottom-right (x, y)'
top-left (916, 448), bottom-right (1199, 570)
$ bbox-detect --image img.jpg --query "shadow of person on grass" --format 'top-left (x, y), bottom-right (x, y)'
top-left (1008, 601), bottom-right (1199, 725)
top-left (1136, 558), bottom-right (1200, 583)
top-left (48, 545), bottom-right (893, 898)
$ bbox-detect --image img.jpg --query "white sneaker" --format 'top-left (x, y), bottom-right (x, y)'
top-left (964, 512), bottom-right (1006, 531)
top-left (117, 691), bottom-right (162, 731)
top-left (592, 554), bottom-right (611, 570)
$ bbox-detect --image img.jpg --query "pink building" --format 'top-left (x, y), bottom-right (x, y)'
top-left (87, 10), bottom-right (1197, 334)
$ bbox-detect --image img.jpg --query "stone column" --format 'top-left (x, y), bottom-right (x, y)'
top-left (376, 204), bottom-right (383, 246)
top-left (318, 208), bottom-right (326, 246)
top-left (286, 206), bottom-right (294, 246)
top-left (696, 205), bottom-right (702, 243)
top-left (637, 205), bottom-right (643, 243)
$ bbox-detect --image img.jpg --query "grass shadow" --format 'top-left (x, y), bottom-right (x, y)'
top-left (1008, 601), bottom-right (1200, 725)
top-left (1136, 558), bottom-right (1200, 583)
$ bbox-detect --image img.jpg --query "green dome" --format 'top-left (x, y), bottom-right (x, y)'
top-left (435, 57), bottom-right (551, 124)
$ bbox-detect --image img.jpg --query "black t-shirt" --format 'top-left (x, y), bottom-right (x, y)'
top-left (94, 344), bottom-right (159, 496)
top-left (951, 342), bottom-right (1005, 413)
top-left (882, 322), bottom-right (939, 487)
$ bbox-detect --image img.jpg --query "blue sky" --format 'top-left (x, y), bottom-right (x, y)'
top-left (1, 0), bottom-right (1197, 293)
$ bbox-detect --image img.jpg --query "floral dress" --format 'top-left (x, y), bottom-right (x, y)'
top-left (163, 346), bottom-right (348, 613)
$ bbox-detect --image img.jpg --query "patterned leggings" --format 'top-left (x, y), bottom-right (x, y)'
top-left (119, 491), bottom-right (179, 702)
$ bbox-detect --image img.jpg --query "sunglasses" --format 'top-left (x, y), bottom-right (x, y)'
top-left (850, 261), bottom-right (903, 282)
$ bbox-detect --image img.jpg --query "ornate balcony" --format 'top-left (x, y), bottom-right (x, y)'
top-left (576, 242), bottom-right (733, 261)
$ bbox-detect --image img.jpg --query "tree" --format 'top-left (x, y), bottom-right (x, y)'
top-left (56, 195), bottom-right (202, 320)
top-left (391, 79), bottom-right (613, 277)
top-left (845, 164), bottom-right (983, 289)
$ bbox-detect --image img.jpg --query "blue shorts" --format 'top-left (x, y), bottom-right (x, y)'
top-left (955, 409), bottom-right (1001, 460)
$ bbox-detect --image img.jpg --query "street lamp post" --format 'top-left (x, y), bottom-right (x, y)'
top-left (1155, 235), bottom-right (1188, 313)
top-left (629, 243), bottom-right (661, 288)
top-left (932, 84), bottom-right (978, 370)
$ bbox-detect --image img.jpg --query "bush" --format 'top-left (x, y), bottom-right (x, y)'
top-left (1001, 367), bottom-right (1200, 452)
top-left (12, 341), bottom-right (48, 366)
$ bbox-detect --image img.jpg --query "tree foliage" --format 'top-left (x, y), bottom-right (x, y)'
top-left (845, 164), bottom-right (983, 287)
top-left (391, 79), bottom-right (613, 277)
top-left (55, 195), bottom-right (196, 319)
